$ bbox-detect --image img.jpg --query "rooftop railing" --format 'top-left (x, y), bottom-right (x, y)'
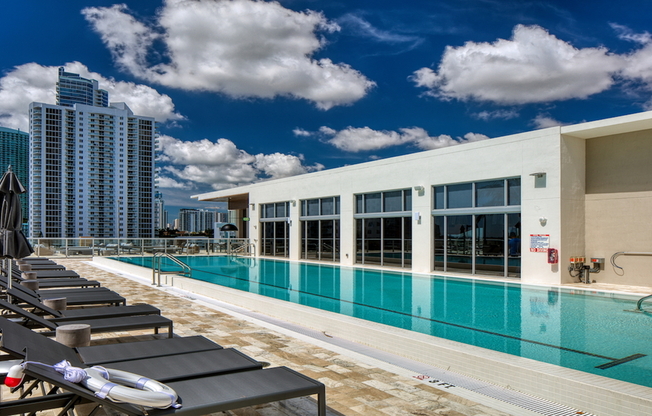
top-left (27, 237), bottom-right (253, 258)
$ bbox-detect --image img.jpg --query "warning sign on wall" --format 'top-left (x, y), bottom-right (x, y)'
top-left (530, 234), bottom-right (550, 252)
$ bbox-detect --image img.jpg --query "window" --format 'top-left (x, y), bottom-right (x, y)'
top-left (261, 201), bottom-right (290, 257)
top-left (300, 196), bottom-right (340, 261)
top-left (432, 178), bottom-right (521, 277)
top-left (355, 189), bottom-right (412, 268)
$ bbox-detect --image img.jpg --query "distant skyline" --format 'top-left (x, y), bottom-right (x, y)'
top-left (2, 0), bottom-right (652, 219)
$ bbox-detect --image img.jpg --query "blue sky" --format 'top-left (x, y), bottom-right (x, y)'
top-left (2, 0), bottom-right (652, 219)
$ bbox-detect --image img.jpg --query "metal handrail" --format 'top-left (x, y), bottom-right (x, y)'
top-left (152, 252), bottom-right (191, 287)
top-left (229, 242), bottom-right (255, 257)
top-left (610, 252), bottom-right (652, 270)
top-left (636, 294), bottom-right (652, 312)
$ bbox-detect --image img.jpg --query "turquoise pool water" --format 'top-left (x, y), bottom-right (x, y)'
top-left (116, 255), bottom-right (652, 388)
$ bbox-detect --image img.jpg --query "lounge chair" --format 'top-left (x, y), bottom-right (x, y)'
top-left (10, 268), bottom-right (81, 279)
top-left (13, 263), bottom-right (66, 271)
top-left (15, 258), bottom-right (58, 265)
top-left (1, 276), bottom-right (126, 306)
top-left (7, 288), bottom-right (159, 321)
top-left (0, 319), bottom-right (261, 384)
top-left (0, 317), bottom-right (222, 365)
top-left (0, 300), bottom-right (173, 338)
top-left (22, 356), bottom-right (326, 416)
top-left (12, 274), bottom-right (102, 288)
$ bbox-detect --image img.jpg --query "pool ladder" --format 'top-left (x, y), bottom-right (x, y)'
top-left (152, 253), bottom-right (191, 287)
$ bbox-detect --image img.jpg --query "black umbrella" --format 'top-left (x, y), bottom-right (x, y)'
top-left (0, 166), bottom-right (33, 288)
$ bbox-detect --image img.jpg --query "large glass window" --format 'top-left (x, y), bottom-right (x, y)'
top-left (355, 189), bottom-right (412, 268)
top-left (433, 178), bottom-right (521, 277)
top-left (261, 201), bottom-right (290, 257)
top-left (300, 196), bottom-right (340, 261)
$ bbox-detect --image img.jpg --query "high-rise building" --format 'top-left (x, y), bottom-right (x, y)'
top-left (178, 209), bottom-right (223, 233)
top-left (0, 126), bottom-right (30, 223)
top-left (29, 69), bottom-right (156, 238)
top-left (155, 195), bottom-right (168, 230)
top-left (56, 68), bottom-right (108, 108)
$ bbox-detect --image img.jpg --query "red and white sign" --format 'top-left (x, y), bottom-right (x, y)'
top-left (530, 234), bottom-right (550, 252)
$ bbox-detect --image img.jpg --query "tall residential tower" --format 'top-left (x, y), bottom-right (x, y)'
top-left (0, 126), bottom-right (30, 223)
top-left (29, 68), bottom-right (156, 238)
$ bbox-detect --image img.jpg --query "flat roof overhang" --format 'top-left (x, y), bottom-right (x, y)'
top-left (561, 110), bottom-right (652, 139)
top-left (193, 192), bottom-right (249, 210)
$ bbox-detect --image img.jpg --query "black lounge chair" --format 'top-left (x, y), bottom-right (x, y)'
top-left (0, 300), bottom-right (174, 338)
top-left (1, 277), bottom-right (126, 306)
top-left (76, 335), bottom-right (223, 365)
top-left (13, 263), bottom-right (66, 271)
top-left (0, 317), bottom-right (223, 366)
top-left (12, 274), bottom-right (101, 288)
top-left (0, 318), bottom-right (261, 383)
top-left (10, 268), bottom-right (81, 279)
top-left (0, 317), bottom-right (222, 366)
top-left (7, 288), bottom-right (159, 321)
top-left (23, 357), bottom-right (326, 416)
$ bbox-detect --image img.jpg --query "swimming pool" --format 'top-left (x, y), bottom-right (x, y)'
top-left (115, 255), bottom-right (652, 389)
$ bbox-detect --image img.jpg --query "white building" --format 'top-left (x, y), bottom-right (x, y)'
top-left (29, 69), bottom-right (156, 238)
top-left (178, 209), bottom-right (224, 233)
top-left (195, 110), bottom-right (652, 288)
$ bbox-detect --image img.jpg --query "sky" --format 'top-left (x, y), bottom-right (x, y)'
top-left (2, 0), bottom-right (652, 220)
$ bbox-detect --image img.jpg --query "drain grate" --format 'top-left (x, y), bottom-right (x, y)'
top-left (412, 370), bottom-right (595, 416)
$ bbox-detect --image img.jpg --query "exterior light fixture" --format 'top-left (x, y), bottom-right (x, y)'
top-left (530, 172), bottom-right (547, 188)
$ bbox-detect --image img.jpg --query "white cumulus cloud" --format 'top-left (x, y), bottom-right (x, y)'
top-left (83, 0), bottom-right (375, 110)
top-left (319, 126), bottom-right (489, 152)
top-left (0, 62), bottom-right (184, 130)
top-left (157, 134), bottom-right (324, 190)
top-left (411, 25), bottom-right (625, 104)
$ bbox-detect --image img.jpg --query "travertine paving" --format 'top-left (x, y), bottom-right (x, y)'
top-left (38, 259), bottom-right (513, 416)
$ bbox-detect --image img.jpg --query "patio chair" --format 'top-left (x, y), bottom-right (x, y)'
top-left (22, 356), bottom-right (326, 416)
top-left (1, 276), bottom-right (126, 306)
top-left (6, 288), bottom-right (159, 321)
top-left (0, 299), bottom-right (173, 338)
top-left (10, 268), bottom-right (81, 279)
top-left (12, 263), bottom-right (66, 271)
top-left (0, 317), bottom-right (222, 365)
top-left (0, 320), bottom-right (261, 384)
top-left (12, 274), bottom-right (102, 288)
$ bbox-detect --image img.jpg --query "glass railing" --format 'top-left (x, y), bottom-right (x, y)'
top-left (27, 237), bottom-right (253, 258)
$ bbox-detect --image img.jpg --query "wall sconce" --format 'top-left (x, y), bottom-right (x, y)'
top-left (249, 203), bottom-right (255, 210)
top-left (530, 172), bottom-right (547, 188)
top-left (413, 211), bottom-right (421, 223)
top-left (291, 200), bottom-right (297, 206)
top-left (414, 186), bottom-right (424, 192)
top-left (539, 217), bottom-right (547, 226)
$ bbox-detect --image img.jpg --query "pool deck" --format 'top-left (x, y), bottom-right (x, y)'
top-left (7, 258), bottom-right (651, 415)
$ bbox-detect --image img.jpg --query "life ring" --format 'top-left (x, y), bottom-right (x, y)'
top-left (14, 360), bottom-right (179, 409)
top-left (82, 366), bottom-right (179, 409)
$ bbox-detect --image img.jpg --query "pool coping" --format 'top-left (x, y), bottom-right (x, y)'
top-left (93, 256), bottom-right (652, 416)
